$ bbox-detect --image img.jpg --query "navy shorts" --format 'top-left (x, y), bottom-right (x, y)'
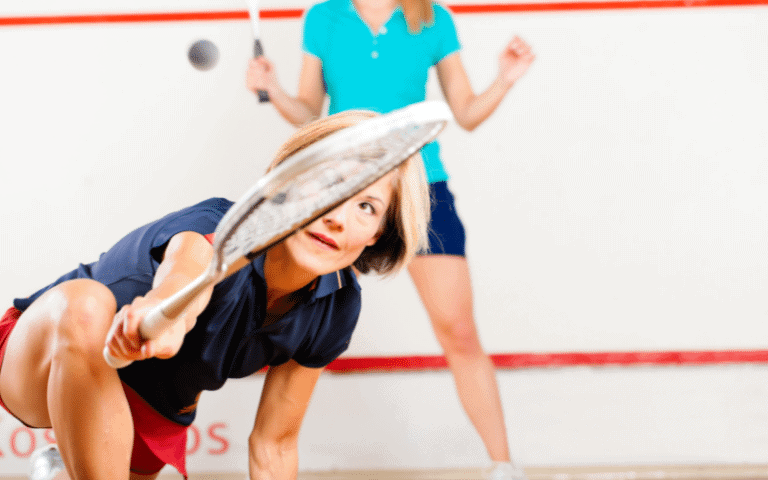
top-left (419, 181), bottom-right (466, 257)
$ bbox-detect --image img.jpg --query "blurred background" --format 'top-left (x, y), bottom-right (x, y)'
top-left (1, 0), bottom-right (767, 477)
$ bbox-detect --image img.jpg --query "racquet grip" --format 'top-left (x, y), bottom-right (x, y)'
top-left (103, 272), bottom-right (214, 368)
top-left (103, 347), bottom-right (133, 369)
top-left (102, 308), bottom-right (174, 369)
top-left (253, 40), bottom-right (270, 103)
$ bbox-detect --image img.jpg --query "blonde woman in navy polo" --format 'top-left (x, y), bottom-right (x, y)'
top-left (246, 1), bottom-right (535, 478)
top-left (0, 111), bottom-right (430, 480)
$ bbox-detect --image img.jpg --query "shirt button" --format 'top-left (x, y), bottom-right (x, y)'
top-left (380, 26), bottom-right (387, 35)
top-left (373, 39), bottom-right (378, 45)
top-left (371, 51), bottom-right (379, 59)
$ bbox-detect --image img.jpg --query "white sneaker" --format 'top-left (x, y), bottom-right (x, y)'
top-left (29, 444), bottom-right (65, 480)
top-left (485, 461), bottom-right (528, 480)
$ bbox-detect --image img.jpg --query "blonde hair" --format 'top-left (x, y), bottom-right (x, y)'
top-left (269, 110), bottom-right (431, 276)
top-left (401, 0), bottom-right (435, 34)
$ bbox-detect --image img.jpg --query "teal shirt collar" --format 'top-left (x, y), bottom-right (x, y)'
top-left (344, 0), bottom-right (403, 20)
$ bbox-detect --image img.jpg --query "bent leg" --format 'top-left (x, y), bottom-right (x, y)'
top-left (0, 279), bottom-right (134, 479)
top-left (408, 256), bottom-right (511, 463)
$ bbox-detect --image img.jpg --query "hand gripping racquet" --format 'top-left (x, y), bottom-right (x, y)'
top-left (104, 101), bottom-right (451, 368)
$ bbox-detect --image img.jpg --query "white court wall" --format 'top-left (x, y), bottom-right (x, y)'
top-left (0, 0), bottom-right (767, 475)
top-left (4, 367), bottom-right (768, 473)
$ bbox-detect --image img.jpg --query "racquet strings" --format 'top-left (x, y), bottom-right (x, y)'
top-left (218, 119), bottom-right (444, 266)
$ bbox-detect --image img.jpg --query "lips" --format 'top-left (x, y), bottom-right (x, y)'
top-left (307, 231), bottom-right (339, 249)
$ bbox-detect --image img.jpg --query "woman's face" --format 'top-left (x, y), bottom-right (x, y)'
top-left (282, 171), bottom-right (396, 276)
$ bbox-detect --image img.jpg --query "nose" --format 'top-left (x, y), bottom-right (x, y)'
top-left (322, 202), bottom-right (348, 230)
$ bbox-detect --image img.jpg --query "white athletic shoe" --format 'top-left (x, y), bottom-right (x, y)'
top-left (485, 461), bottom-right (528, 480)
top-left (29, 444), bottom-right (65, 480)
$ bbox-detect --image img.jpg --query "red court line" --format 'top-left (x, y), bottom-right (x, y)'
top-left (0, 10), bottom-right (301, 27)
top-left (325, 350), bottom-right (768, 373)
top-left (1, 1), bottom-right (765, 27)
top-left (449, 0), bottom-right (768, 13)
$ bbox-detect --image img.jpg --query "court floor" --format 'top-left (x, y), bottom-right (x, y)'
top-left (246, 465), bottom-right (768, 480)
top-left (6, 464), bottom-right (768, 479)
top-left (177, 465), bottom-right (768, 479)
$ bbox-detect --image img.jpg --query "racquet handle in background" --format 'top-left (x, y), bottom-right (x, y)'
top-left (253, 40), bottom-right (270, 103)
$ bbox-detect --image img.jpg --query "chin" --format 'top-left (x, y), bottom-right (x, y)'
top-left (303, 251), bottom-right (358, 276)
top-left (300, 258), bottom-right (355, 279)
top-left (286, 237), bottom-right (358, 276)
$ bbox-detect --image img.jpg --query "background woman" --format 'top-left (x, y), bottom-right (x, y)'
top-left (246, 1), bottom-right (534, 478)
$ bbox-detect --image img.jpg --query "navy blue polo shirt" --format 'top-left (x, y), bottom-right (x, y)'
top-left (14, 198), bottom-right (362, 425)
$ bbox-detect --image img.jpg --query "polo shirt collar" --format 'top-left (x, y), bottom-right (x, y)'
top-left (344, 0), bottom-right (403, 17)
top-left (312, 267), bottom-right (360, 299)
top-left (251, 255), bottom-right (360, 300)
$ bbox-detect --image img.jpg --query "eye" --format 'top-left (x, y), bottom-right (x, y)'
top-left (358, 201), bottom-right (376, 215)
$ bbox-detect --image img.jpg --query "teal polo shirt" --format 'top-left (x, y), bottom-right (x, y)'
top-left (302, 0), bottom-right (460, 183)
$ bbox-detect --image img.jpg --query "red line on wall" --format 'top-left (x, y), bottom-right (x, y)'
top-left (1, 1), bottom-right (765, 27)
top-left (0, 10), bottom-right (301, 27)
top-left (449, 0), bottom-right (767, 13)
top-left (324, 349), bottom-right (768, 373)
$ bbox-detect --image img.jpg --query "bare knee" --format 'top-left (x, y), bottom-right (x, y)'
top-left (432, 314), bottom-right (484, 358)
top-left (50, 279), bottom-right (117, 358)
top-left (0, 279), bottom-right (117, 427)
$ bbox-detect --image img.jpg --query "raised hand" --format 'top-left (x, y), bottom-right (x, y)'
top-left (498, 36), bottom-right (535, 86)
top-left (246, 56), bottom-right (277, 95)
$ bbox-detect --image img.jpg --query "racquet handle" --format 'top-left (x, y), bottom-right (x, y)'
top-left (253, 40), bottom-right (270, 103)
top-left (103, 272), bottom-right (216, 368)
top-left (102, 306), bottom-right (179, 368)
top-left (103, 348), bottom-right (133, 369)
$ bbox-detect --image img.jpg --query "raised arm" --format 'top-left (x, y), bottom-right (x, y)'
top-left (246, 53), bottom-right (326, 127)
top-left (249, 360), bottom-right (323, 479)
top-left (104, 231), bottom-right (214, 362)
top-left (435, 36), bottom-right (535, 132)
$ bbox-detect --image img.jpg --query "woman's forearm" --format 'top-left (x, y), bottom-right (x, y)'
top-left (266, 86), bottom-right (320, 127)
top-left (454, 76), bottom-right (514, 132)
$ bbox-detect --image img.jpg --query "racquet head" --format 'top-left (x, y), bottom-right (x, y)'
top-left (213, 100), bottom-right (451, 276)
top-left (104, 101), bottom-right (449, 368)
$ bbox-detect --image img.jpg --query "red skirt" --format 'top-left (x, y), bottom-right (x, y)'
top-left (0, 307), bottom-right (22, 416)
top-left (123, 381), bottom-right (189, 477)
